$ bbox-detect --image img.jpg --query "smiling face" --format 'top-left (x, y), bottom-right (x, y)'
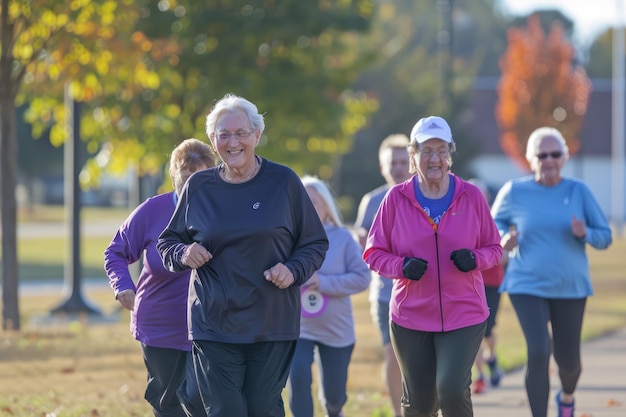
top-left (211, 109), bottom-right (260, 171)
top-left (415, 138), bottom-right (451, 185)
top-left (532, 135), bottom-right (567, 186)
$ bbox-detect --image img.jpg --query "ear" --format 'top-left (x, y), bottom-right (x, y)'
top-left (209, 133), bottom-right (218, 150)
top-left (253, 129), bottom-right (262, 146)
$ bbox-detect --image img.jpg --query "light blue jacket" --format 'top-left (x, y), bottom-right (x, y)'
top-left (491, 176), bottom-right (612, 298)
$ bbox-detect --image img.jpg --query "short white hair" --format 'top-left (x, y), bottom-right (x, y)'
top-left (205, 93), bottom-right (265, 138)
top-left (525, 126), bottom-right (569, 162)
top-left (301, 176), bottom-right (343, 227)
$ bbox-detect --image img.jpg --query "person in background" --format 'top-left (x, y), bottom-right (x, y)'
top-left (353, 134), bottom-right (411, 417)
top-left (104, 138), bottom-right (216, 417)
top-left (157, 93), bottom-right (329, 417)
top-left (363, 116), bottom-right (502, 417)
top-left (467, 178), bottom-right (506, 395)
top-left (288, 176), bottom-right (370, 417)
top-left (491, 126), bottom-right (612, 417)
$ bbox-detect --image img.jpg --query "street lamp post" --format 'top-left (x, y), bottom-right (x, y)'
top-left (437, 0), bottom-right (453, 103)
top-left (50, 85), bottom-right (101, 315)
top-left (612, 0), bottom-right (625, 236)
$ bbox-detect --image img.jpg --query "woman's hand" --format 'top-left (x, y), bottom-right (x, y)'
top-left (304, 272), bottom-right (320, 291)
top-left (571, 215), bottom-right (586, 239)
top-left (501, 230), bottom-right (519, 252)
top-left (117, 289), bottom-right (136, 311)
top-left (182, 242), bottom-right (212, 269)
top-left (264, 262), bottom-right (295, 289)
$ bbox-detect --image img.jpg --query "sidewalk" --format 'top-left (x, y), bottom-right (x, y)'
top-left (472, 326), bottom-right (626, 416)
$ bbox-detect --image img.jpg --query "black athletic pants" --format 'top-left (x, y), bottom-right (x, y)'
top-left (192, 339), bottom-right (296, 417)
top-left (509, 294), bottom-right (586, 417)
top-left (391, 321), bottom-right (486, 417)
top-left (142, 344), bottom-right (204, 417)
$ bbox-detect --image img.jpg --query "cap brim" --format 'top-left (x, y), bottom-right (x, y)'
top-left (413, 133), bottom-right (452, 143)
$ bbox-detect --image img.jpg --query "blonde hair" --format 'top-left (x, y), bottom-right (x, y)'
top-left (169, 138), bottom-right (216, 181)
top-left (169, 138), bottom-right (216, 195)
top-left (301, 176), bottom-right (343, 227)
top-left (378, 134), bottom-right (410, 161)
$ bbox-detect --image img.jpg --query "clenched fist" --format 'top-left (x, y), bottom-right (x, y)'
top-left (181, 242), bottom-right (212, 269)
top-left (263, 262), bottom-right (295, 289)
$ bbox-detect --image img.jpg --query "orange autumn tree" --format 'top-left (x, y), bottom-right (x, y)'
top-left (495, 14), bottom-right (591, 172)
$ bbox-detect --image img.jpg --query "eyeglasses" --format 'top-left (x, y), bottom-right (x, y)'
top-left (419, 149), bottom-right (450, 159)
top-left (216, 130), bottom-right (254, 141)
top-left (536, 151), bottom-right (563, 160)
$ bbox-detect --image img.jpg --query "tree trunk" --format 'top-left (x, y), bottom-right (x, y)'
top-left (0, 94), bottom-right (19, 331)
top-left (1, 0), bottom-right (20, 330)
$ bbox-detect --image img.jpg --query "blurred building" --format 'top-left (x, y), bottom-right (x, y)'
top-left (466, 77), bottom-right (622, 219)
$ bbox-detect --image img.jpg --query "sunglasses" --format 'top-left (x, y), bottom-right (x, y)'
top-left (536, 151), bottom-right (563, 160)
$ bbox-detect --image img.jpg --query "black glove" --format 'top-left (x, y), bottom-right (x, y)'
top-left (403, 257), bottom-right (428, 281)
top-left (450, 249), bottom-right (476, 272)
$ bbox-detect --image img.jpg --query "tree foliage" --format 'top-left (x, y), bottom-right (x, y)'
top-left (73, 0), bottom-right (378, 187)
top-left (586, 28), bottom-right (626, 79)
top-left (495, 14), bottom-right (591, 171)
top-left (337, 0), bottom-right (509, 217)
top-left (1, 0), bottom-right (153, 329)
top-left (2, 0), bottom-right (377, 329)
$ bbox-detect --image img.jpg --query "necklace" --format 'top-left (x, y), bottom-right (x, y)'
top-left (221, 156), bottom-right (260, 183)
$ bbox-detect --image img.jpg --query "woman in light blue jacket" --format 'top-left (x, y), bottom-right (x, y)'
top-left (288, 176), bottom-right (370, 417)
top-left (491, 127), bottom-right (612, 417)
top-left (364, 116), bottom-right (502, 417)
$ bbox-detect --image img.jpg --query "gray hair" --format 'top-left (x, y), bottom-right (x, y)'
top-left (205, 93), bottom-right (265, 138)
top-left (301, 175), bottom-right (343, 227)
top-left (525, 126), bottom-right (570, 162)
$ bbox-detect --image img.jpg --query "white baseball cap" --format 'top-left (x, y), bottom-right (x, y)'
top-left (410, 116), bottom-right (453, 144)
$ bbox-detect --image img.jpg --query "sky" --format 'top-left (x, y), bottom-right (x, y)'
top-left (500, 0), bottom-right (626, 46)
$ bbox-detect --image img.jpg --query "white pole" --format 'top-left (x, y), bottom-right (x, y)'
top-left (611, 0), bottom-right (625, 237)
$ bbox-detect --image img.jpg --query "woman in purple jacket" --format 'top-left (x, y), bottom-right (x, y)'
top-left (363, 116), bottom-right (502, 417)
top-left (104, 138), bottom-right (216, 417)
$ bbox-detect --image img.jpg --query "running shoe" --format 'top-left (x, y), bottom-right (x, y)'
top-left (472, 376), bottom-right (488, 394)
top-left (555, 390), bottom-right (575, 417)
top-left (487, 357), bottom-right (504, 387)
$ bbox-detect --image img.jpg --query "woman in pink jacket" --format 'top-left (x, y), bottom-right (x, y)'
top-left (363, 116), bottom-right (502, 417)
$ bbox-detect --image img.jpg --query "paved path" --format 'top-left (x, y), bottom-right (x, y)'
top-left (472, 326), bottom-right (626, 416)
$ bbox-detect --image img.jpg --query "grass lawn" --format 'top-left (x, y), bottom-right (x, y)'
top-left (0, 205), bottom-right (625, 416)
top-left (12, 205), bottom-right (132, 280)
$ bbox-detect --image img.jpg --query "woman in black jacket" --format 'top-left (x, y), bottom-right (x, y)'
top-left (158, 93), bottom-right (328, 417)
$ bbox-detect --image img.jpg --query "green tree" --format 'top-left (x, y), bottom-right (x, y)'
top-left (586, 28), bottom-right (626, 79)
top-left (1, 0), bottom-right (150, 330)
top-left (337, 0), bottom-right (509, 219)
top-left (495, 14), bottom-right (591, 171)
top-left (508, 9), bottom-right (575, 43)
top-left (72, 0), bottom-right (378, 188)
top-left (2, 1), bottom-right (377, 329)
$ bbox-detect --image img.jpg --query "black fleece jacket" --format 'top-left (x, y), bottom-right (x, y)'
top-left (158, 158), bottom-right (328, 343)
